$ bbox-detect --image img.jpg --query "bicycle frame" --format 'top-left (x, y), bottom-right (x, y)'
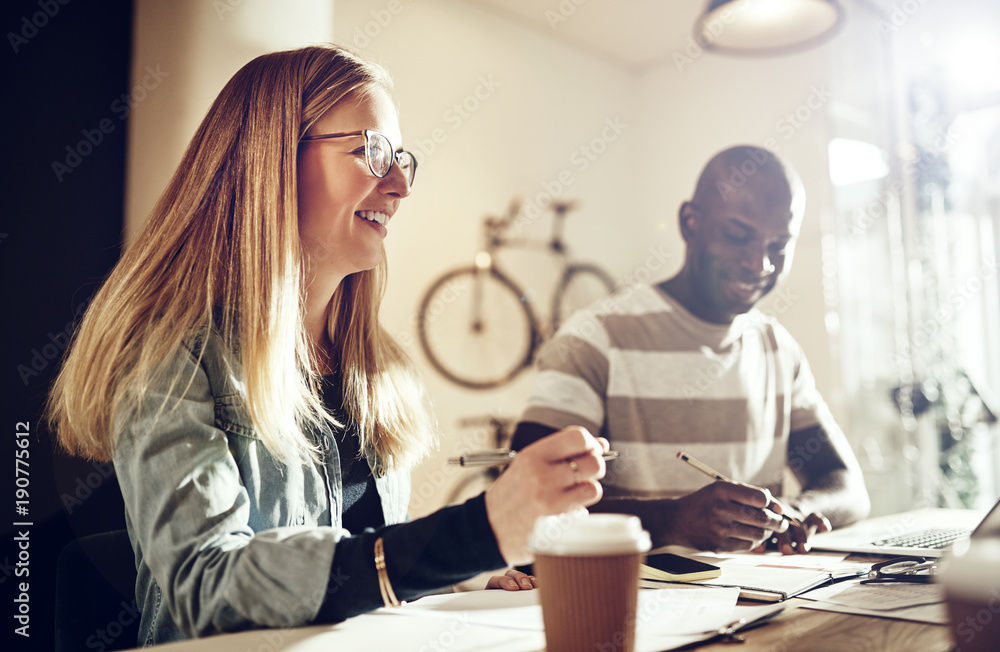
top-left (478, 200), bottom-right (574, 272)
top-left (417, 198), bottom-right (615, 390)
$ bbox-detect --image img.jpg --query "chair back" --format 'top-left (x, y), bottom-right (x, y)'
top-left (55, 529), bottom-right (139, 652)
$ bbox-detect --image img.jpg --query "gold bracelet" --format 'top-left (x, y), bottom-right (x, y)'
top-left (374, 536), bottom-right (401, 607)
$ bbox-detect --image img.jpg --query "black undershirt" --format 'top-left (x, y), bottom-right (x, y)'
top-left (313, 374), bottom-right (506, 623)
top-left (321, 375), bottom-right (384, 532)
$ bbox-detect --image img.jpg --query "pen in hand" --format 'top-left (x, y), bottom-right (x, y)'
top-left (449, 450), bottom-right (619, 467)
top-left (676, 451), bottom-right (802, 528)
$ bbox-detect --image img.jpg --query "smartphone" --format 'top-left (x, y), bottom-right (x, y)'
top-left (640, 553), bottom-right (722, 582)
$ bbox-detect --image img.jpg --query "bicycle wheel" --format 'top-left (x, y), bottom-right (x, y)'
top-left (551, 263), bottom-right (618, 331)
top-left (418, 266), bottom-right (539, 389)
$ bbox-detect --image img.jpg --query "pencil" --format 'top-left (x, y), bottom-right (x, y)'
top-left (448, 450), bottom-right (619, 467)
top-left (676, 451), bottom-right (802, 527)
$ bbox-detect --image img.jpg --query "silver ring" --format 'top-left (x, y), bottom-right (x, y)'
top-left (568, 459), bottom-right (581, 485)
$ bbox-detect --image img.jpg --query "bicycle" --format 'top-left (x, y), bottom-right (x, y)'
top-left (417, 198), bottom-right (616, 390)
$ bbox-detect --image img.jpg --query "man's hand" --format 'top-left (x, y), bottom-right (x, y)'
top-left (667, 482), bottom-right (788, 552)
top-left (484, 426), bottom-right (608, 565)
top-left (763, 508), bottom-right (831, 554)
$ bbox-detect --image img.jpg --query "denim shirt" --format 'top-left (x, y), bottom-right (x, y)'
top-left (112, 330), bottom-right (410, 645)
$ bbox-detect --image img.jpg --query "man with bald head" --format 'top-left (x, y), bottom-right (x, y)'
top-left (512, 146), bottom-right (870, 554)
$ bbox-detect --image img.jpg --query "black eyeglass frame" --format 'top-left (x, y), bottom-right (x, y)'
top-left (299, 129), bottom-right (417, 186)
top-left (860, 555), bottom-right (937, 584)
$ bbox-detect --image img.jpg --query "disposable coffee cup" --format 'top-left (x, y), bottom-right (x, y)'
top-left (941, 538), bottom-right (1000, 652)
top-left (529, 512), bottom-right (651, 652)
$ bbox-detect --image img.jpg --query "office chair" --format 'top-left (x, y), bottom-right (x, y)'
top-left (55, 529), bottom-right (140, 652)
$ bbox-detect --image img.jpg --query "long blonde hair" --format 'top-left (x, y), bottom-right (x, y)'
top-left (46, 45), bottom-right (436, 468)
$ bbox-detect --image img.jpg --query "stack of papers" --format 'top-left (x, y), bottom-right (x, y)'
top-left (641, 551), bottom-right (869, 602)
top-left (376, 587), bottom-right (780, 652)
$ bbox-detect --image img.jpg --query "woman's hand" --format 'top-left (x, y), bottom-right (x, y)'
top-left (484, 426), bottom-right (608, 565)
top-left (485, 569), bottom-right (537, 591)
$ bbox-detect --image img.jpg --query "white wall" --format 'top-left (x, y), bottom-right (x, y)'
top-left (125, 0), bottom-right (334, 240)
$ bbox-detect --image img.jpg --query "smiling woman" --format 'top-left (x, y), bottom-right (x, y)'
top-left (297, 90), bottom-right (414, 319)
top-left (44, 44), bottom-right (609, 647)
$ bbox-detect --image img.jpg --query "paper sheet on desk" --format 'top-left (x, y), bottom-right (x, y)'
top-left (377, 587), bottom-right (745, 651)
top-left (799, 580), bottom-right (948, 624)
top-left (704, 550), bottom-right (850, 570)
top-left (698, 550), bottom-right (869, 577)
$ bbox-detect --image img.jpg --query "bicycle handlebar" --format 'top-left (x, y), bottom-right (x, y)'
top-left (483, 196), bottom-right (579, 243)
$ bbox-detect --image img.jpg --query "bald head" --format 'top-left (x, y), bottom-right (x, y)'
top-left (663, 146), bottom-right (807, 324)
top-left (692, 146), bottom-right (805, 223)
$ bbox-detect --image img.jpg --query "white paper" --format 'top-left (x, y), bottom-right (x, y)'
top-left (816, 582), bottom-right (944, 610)
top-left (799, 579), bottom-right (949, 624)
top-left (708, 551), bottom-right (849, 570)
top-left (375, 587), bottom-right (745, 651)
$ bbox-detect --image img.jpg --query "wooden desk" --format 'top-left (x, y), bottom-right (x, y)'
top-left (698, 598), bottom-right (953, 652)
top-left (136, 593), bottom-right (957, 652)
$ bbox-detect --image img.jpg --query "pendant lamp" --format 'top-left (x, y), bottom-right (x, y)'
top-left (694, 0), bottom-right (845, 56)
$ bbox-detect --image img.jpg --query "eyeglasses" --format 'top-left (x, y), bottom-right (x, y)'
top-left (300, 129), bottom-right (417, 187)
top-left (860, 556), bottom-right (938, 584)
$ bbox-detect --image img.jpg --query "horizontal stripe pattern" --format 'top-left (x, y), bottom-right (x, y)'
top-left (522, 370), bottom-right (605, 432)
top-left (605, 395), bottom-right (786, 444)
top-left (522, 284), bottom-right (827, 495)
top-left (605, 441), bottom-right (786, 496)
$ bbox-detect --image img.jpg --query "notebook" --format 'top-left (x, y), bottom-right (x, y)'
top-left (810, 496), bottom-right (1000, 558)
top-left (699, 565), bottom-right (840, 602)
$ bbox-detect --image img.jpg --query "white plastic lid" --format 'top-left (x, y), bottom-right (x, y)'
top-left (529, 512), bottom-right (652, 556)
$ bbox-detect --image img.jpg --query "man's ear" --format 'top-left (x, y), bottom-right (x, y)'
top-left (679, 202), bottom-right (699, 242)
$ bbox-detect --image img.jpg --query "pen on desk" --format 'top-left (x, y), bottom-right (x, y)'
top-left (449, 450), bottom-right (619, 467)
top-left (676, 451), bottom-right (802, 527)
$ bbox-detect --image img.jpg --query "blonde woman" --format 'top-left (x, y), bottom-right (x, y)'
top-left (47, 45), bottom-right (607, 646)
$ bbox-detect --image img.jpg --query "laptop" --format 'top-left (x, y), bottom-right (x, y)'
top-left (810, 496), bottom-right (1000, 558)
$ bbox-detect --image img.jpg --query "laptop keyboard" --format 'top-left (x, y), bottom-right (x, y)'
top-left (871, 527), bottom-right (969, 549)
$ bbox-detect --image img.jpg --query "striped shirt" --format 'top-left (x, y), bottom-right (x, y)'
top-left (521, 284), bottom-right (826, 497)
